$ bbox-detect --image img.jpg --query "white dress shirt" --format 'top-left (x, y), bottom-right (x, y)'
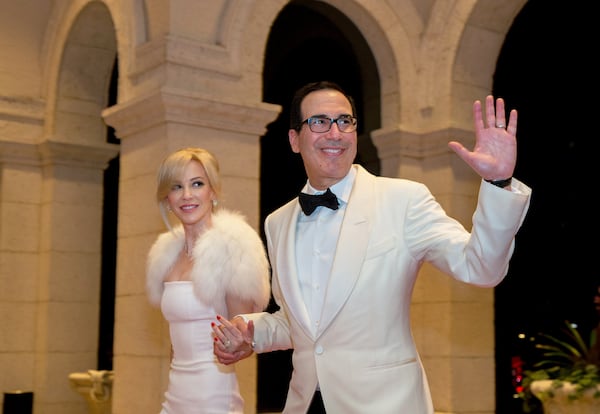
top-left (296, 166), bottom-right (357, 337)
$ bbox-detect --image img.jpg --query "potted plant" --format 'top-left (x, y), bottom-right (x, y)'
top-left (518, 303), bottom-right (600, 413)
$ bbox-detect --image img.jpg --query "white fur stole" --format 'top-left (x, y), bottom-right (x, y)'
top-left (146, 209), bottom-right (271, 317)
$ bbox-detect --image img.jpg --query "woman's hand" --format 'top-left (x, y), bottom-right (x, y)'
top-left (212, 315), bottom-right (255, 365)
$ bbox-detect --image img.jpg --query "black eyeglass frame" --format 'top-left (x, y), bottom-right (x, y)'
top-left (299, 116), bottom-right (358, 133)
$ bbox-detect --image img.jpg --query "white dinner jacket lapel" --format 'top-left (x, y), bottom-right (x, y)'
top-left (273, 166), bottom-right (376, 339)
top-left (275, 200), bottom-right (314, 338)
top-left (316, 166), bottom-right (374, 336)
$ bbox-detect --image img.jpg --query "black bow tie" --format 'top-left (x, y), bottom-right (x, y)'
top-left (298, 188), bottom-right (339, 216)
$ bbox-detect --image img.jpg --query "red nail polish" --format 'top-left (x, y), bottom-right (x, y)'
top-left (217, 315), bottom-right (221, 320)
top-left (211, 322), bottom-right (215, 327)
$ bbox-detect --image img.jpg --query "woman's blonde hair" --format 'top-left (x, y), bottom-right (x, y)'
top-left (156, 147), bottom-right (221, 230)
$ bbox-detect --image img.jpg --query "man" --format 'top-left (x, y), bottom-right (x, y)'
top-left (213, 81), bottom-right (531, 413)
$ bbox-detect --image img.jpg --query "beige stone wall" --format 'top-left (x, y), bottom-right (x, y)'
top-left (0, 1), bottom-right (527, 413)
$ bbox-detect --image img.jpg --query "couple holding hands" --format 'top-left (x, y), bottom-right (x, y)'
top-left (148, 81), bottom-right (531, 414)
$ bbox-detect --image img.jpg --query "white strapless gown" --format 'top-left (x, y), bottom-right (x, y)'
top-left (159, 281), bottom-right (244, 414)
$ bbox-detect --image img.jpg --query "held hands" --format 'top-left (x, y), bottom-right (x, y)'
top-left (212, 315), bottom-right (255, 365)
top-left (448, 95), bottom-right (517, 184)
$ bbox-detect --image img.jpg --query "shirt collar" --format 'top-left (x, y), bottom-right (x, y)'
top-left (303, 165), bottom-right (357, 205)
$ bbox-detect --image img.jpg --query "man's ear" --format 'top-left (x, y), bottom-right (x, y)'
top-left (288, 130), bottom-right (300, 154)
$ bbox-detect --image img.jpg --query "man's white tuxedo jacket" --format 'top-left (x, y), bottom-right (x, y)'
top-left (247, 165), bottom-right (531, 413)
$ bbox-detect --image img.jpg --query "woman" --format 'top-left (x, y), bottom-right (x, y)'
top-left (146, 147), bottom-right (271, 413)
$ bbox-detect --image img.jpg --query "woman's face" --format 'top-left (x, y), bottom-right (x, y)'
top-left (166, 160), bottom-right (215, 228)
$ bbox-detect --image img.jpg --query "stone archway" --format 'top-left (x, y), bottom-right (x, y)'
top-left (36, 2), bottom-right (119, 412)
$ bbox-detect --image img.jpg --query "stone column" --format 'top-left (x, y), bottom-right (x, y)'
top-left (0, 139), bottom-right (118, 413)
top-left (0, 142), bottom-right (40, 412)
top-left (35, 140), bottom-right (118, 412)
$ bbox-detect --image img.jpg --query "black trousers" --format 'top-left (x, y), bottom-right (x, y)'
top-left (307, 390), bottom-right (326, 414)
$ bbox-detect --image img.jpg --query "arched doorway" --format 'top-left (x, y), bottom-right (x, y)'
top-left (259, 0), bottom-right (380, 410)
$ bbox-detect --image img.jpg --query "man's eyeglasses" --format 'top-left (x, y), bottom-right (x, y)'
top-left (300, 116), bottom-right (358, 133)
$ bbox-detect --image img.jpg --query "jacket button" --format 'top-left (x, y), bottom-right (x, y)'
top-left (315, 345), bottom-right (324, 355)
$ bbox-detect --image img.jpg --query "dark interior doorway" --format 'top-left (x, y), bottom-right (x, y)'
top-left (98, 57), bottom-right (119, 371)
top-left (493, 1), bottom-right (597, 413)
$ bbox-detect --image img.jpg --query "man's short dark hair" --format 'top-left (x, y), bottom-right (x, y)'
top-left (289, 81), bottom-right (357, 131)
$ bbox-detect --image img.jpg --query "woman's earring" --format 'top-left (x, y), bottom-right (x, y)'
top-left (212, 199), bottom-right (218, 207)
